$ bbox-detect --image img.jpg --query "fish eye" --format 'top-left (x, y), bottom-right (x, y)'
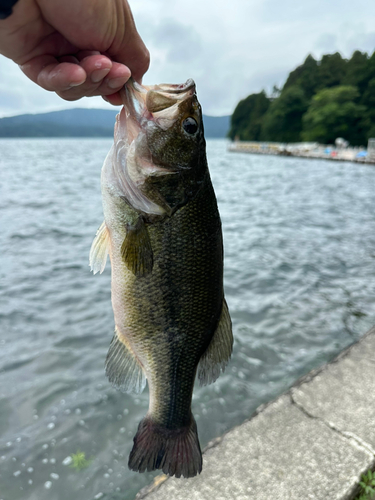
top-left (182, 117), bottom-right (198, 135)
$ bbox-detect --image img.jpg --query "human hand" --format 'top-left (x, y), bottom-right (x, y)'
top-left (0, 0), bottom-right (149, 105)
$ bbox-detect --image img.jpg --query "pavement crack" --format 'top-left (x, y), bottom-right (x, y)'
top-left (289, 392), bottom-right (375, 456)
top-left (289, 392), bottom-right (320, 421)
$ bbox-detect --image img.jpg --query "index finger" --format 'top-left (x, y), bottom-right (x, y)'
top-left (20, 55), bottom-right (86, 91)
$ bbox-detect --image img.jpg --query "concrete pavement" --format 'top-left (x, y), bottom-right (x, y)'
top-left (136, 326), bottom-right (375, 500)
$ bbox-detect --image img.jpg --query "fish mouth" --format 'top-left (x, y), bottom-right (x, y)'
top-left (113, 79), bottom-right (198, 163)
top-left (114, 78), bottom-right (198, 178)
top-left (110, 79), bottom-right (198, 216)
top-left (118, 78), bottom-right (197, 136)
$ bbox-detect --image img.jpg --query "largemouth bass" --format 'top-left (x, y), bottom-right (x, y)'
top-left (90, 79), bottom-right (233, 478)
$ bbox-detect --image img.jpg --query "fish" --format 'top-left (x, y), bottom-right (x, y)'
top-left (89, 78), bottom-right (233, 478)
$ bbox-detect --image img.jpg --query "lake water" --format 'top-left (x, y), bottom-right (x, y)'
top-left (1, 138), bottom-right (375, 500)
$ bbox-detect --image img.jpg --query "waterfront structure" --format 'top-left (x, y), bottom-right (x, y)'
top-left (368, 138), bottom-right (375, 162)
top-left (229, 140), bottom-right (374, 164)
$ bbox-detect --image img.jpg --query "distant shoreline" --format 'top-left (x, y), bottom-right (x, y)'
top-left (228, 140), bottom-right (375, 165)
top-left (0, 108), bottom-right (230, 139)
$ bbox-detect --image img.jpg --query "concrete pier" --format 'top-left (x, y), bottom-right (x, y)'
top-left (228, 141), bottom-right (375, 165)
top-left (136, 326), bottom-right (375, 500)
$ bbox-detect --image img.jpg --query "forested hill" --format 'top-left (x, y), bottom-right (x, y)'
top-left (229, 51), bottom-right (375, 146)
top-left (0, 109), bottom-right (230, 138)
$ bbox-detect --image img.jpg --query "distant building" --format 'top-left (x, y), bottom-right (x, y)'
top-left (368, 139), bottom-right (375, 161)
top-left (335, 137), bottom-right (348, 149)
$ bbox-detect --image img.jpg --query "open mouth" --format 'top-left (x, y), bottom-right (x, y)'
top-left (109, 80), bottom-right (199, 216)
top-left (119, 79), bottom-right (196, 127)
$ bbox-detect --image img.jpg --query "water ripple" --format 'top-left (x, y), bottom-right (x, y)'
top-left (0, 138), bottom-right (374, 499)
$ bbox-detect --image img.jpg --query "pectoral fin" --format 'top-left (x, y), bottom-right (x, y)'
top-left (197, 299), bottom-right (233, 386)
top-left (105, 327), bottom-right (146, 394)
top-left (89, 221), bottom-right (110, 274)
top-left (121, 217), bottom-right (153, 276)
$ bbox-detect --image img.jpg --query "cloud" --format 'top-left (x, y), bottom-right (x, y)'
top-left (315, 34), bottom-right (338, 53)
top-left (1, 0), bottom-right (375, 118)
top-left (151, 18), bottom-right (202, 63)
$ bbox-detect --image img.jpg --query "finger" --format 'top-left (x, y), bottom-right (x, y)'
top-left (20, 55), bottom-right (86, 91)
top-left (75, 50), bottom-right (101, 60)
top-left (59, 55), bottom-right (80, 64)
top-left (33, 0), bottom-right (150, 83)
top-left (106, 2), bottom-right (150, 83)
top-left (55, 60), bottom-right (130, 101)
top-left (110, 33), bottom-right (150, 83)
top-left (99, 62), bottom-right (131, 94)
top-left (78, 54), bottom-right (112, 84)
top-left (103, 93), bottom-right (124, 106)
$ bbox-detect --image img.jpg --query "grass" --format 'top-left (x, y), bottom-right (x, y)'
top-left (354, 470), bottom-right (375, 500)
top-left (69, 451), bottom-right (92, 471)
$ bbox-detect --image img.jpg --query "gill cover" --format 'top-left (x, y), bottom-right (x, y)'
top-left (106, 79), bottom-right (206, 216)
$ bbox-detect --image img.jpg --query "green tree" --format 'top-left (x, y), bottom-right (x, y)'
top-left (261, 86), bottom-right (309, 142)
top-left (302, 86), bottom-right (367, 145)
top-left (359, 52), bottom-right (375, 137)
top-left (342, 50), bottom-right (369, 92)
top-left (361, 77), bottom-right (375, 138)
top-left (228, 91), bottom-right (270, 140)
top-left (358, 51), bottom-right (375, 95)
top-left (229, 49), bottom-right (375, 145)
top-left (284, 54), bottom-right (320, 99)
top-left (318, 52), bottom-right (347, 89)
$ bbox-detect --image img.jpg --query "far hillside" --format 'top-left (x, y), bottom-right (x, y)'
top-left (0, 109), bottom-right (230, 139)
top-left (229, 51), bottom-right (375, 146)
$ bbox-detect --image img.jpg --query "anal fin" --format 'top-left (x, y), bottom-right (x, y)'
top-left (121, 217), bottom-right (153, 276)
top-left (197, 299), bottom-right (233, 386)
top-left (89, 221), bottom-right (110, 274)
top-left (105, 328), bottom-right (146, 393)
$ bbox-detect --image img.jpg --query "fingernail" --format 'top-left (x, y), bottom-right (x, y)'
top-left (91, 68), bottom-right (110, 83)
top-left (67, 80), bottom-right (85, 89)
top-left (107, 76), bottom-right (129, 89)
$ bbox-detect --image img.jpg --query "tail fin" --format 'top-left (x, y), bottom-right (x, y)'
top-left (128, 415), bottom-right (202, 478)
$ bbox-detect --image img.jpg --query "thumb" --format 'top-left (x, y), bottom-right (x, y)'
top-left (107, 18), bottom-right (150, 83)
top-left (113, 32), bottom-right (150, 83)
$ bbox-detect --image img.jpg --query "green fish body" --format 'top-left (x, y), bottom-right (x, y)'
top-left (90, 80), bottom-right (233, 478)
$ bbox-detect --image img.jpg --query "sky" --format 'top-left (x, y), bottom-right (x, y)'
top-left (1, 0), bottom-right (375, 118)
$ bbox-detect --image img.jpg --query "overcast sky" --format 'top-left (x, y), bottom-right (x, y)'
top-left (1, 0), bottom-right (375, 118)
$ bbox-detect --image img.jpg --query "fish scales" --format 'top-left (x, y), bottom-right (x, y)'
top-left (90, 79), bottom-right (233, 478)
top-left (130, 176), bottom-right (223, 425)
